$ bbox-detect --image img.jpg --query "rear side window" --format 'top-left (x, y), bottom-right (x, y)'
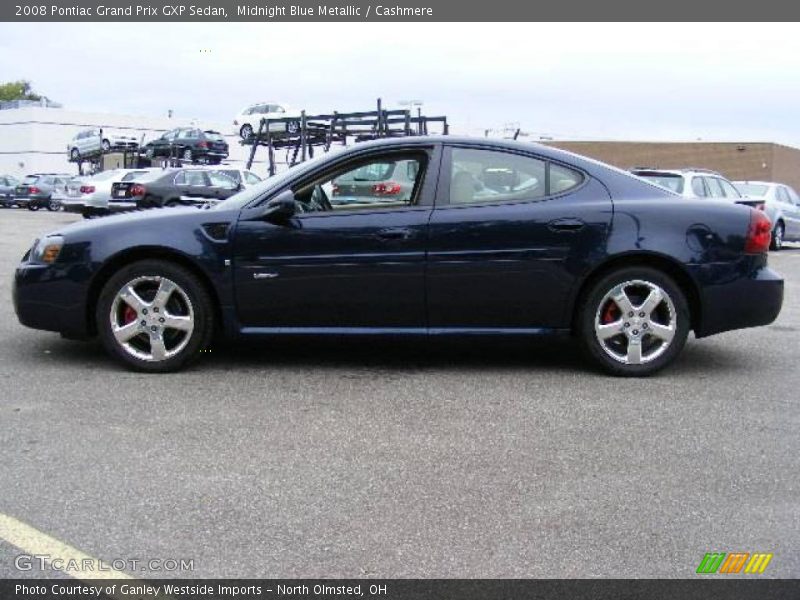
top-left (636, 173), bottom-right (684, 194)
top-left (448, 148), bottom-right (581, 205)
top-left (777, 187), bottom-right (790, 202)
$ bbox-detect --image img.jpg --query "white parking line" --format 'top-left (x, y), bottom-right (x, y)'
top-left (0, 512), bottom-right (168, 600)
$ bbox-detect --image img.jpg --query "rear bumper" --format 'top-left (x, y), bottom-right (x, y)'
top-left (695, 266), bottom-right (784, 337)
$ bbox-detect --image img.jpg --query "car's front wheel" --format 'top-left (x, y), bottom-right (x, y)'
top-left (96, 260), bottom-right (214, 372)
top-left (771, 221), bottom-right (784, 251)
top-left (70, 148), bottom-right (80, 161)
top-left (239, 124), bottom-right (253, 139)
top-left (578, 267), bottom-right (689, 376)
top-left (182, 148), bottom-right (193, 162)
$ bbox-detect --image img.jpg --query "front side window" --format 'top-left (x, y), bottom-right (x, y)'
top-left (295, 153), bottom-right (426, 212)
top-left (244, 171), bottom-right (262, 185)
top-left (448, 148), bottom-right (581, 205)
top-left (704, 177), bottom-right (725, 198)
top-left (691, 177), bottom-right (707, 197)
top-left (718, 178), bottom-right (741, 199)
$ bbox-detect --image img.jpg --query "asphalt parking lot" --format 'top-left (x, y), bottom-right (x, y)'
top-left (0, 209), bottom-right (798, 579)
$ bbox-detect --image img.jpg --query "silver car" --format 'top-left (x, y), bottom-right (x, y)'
top-left (733, 181), bottom-right (800, 250)
top-left (68, 128), bottom-right (139, 161)
top-left (60, 168), bottom-right (159, 218)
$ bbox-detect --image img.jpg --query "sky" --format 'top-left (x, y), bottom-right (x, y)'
top-left (2, 22), bottom-right (800, 144)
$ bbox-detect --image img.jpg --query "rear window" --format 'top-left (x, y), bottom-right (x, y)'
top-left (22, 175), bottom-right (40, 184)
top-left (338, 163), bottom-right (395, 182)
top-left (635, 173), bottom-right (684, 194)
top-left (203, 131), bottom-right (225, 142)
top-left (734, 183), bottom-right (768, 197)
top-left (121, 170), bottom-right (151, 182)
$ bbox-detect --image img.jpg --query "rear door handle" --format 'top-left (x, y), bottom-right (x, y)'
top-left (376, 227), bottom-right (413, 240)
top-left (548, 218), bottom-right (585, 233)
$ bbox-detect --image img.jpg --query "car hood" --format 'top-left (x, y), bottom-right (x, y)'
top-left (47, 206), bottom-right (238, 240)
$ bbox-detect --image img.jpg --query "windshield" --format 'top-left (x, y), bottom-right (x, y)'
top-left (211, 152), bottom-right (336, 211)
top-left (635, 173), bottom-right (684, 194)
top-left (734, 183), bottom-right (768, 197)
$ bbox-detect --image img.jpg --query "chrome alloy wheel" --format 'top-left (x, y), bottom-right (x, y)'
top-left (109, 276), bottom-right (194, 362)
top-left (594, 279), bottom-right (677, 365)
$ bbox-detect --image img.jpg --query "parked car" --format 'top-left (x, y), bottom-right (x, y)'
top-left (68, 128), bottom-right (139, 161)
top-left (331, 158), bottom-right (418, 205)
top-left (14, 174), bottom-right (72, 211)
top-left (60, 168), bottom-right (159, 218)
top-left (198, 167), bottom-right (262, 188)
top-left (141, 128), bottom-right (229, 164)
top-left (733, 181), bottom-right (800, 250)
top-left (232, 102), bottom-right (301, 139)
top-left (110, 168), bottom-right (240, 209)
top-left (630, 168), bottom-right (763, 208)
top-left (0, 175), bottom-right (20, 207)
top-left (13, 137), bottom-right (782, 375)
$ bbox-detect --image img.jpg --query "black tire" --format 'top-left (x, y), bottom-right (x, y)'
top-left (145, 147), bottom-right (155, 160)
top-left (28, 202), bottom-right (40, 211)
top-left (102, 139), bottom-right (111, 153)
top-left (287, 121), bottom-right (300, 135)
top-left (165, 199), bottom-right (180, 207)
top-left (182, 148), bottom-right (193, 162)
top-left (70, 148), bottom-right (80, 161)
top-left (577, 266), bottom-right (690, 377)
top-left (239, 124), bottom-right (253, 139)
top-left (46, 199), bottom-right (59, 211)
top-left (96, 260), bottom-right (214, 372)
top-left (770, 221), bottom-right (784, 251)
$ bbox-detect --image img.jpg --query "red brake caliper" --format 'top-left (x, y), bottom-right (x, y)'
top-left (602, 301), bottom-right (619, 324)
top-left (123, 305), bottom-right (137, 325)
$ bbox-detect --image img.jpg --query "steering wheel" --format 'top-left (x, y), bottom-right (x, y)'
top-left (308, 184), bottom-right (333, 212)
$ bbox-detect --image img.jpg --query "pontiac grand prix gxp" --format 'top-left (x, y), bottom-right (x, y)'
top-left (13, 137), bottom-right (783, 376)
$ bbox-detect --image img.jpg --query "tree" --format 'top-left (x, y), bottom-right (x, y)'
top-left (0, 80), bottom-right (42, 102)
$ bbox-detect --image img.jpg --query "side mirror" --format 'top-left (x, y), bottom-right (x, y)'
top-left (261, 189), bottom-right (296, 221)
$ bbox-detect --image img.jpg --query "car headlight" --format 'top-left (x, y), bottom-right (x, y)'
top-left (30, 236), bottom-right (64, 264)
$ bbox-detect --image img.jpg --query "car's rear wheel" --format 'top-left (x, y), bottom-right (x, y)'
top-left (771, 221), bottom-right (784, 251)
top-left (182, 148), bottom-right (193, 162)
top-left (145, 147), bottom-right (155, 160)
top-left (578, 267), bottom-right (689, 376)
top-left (70, 148), bottom-right (80, 161)
top-left (96, 260), bottom-right (214, 372)
top-left (28, 202), bottom-right (39, 211)
top-left (102, 139), bottom-right (111, 153)
top-left (239, 124), bottom-right (253, 139)
top-left (47, 198), bottom-right (60, 211)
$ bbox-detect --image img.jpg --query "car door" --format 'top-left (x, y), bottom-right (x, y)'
top-left (232, 145), bottom-right (441, 330)
top-left (172, 170), bottom-right (210, 202)
top-left (426, 144), bottom-right (613, 330)
top-left (782, 186), bottom-right (800, 239)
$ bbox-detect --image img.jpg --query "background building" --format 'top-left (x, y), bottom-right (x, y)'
top-left (545, 141), bottom-right (800, 190)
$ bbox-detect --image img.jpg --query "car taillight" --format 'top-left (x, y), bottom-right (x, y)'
top-left (130, 184), bottom-right (146, 197)
top-left (197, 141), bottom-right (208, 148)
top-left (29, 186), bottom-right (40, 194)
top-left (372, 182), bottom-right (402, 195)
top-left (745, 209), bottom-right (772, 254)
top-left (80, 185), bottom-right (95, 194)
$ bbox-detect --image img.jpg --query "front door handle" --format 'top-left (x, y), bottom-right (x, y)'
top-left (376, 227), bottom-right (413, 240)
top-left (548, 218), bottom-right (585, 233)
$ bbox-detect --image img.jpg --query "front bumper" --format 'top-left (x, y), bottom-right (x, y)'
top-left (14, 261), bottom-right (92, 338)
top-left (695, 265), bottom-right (784, 338)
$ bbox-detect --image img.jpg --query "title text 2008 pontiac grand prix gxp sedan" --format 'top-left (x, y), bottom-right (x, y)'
top-left (13, 137), bottom-right (783, 376)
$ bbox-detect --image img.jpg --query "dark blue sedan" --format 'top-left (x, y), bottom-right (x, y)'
top-left (13, 137), bottom-right (783, 375)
